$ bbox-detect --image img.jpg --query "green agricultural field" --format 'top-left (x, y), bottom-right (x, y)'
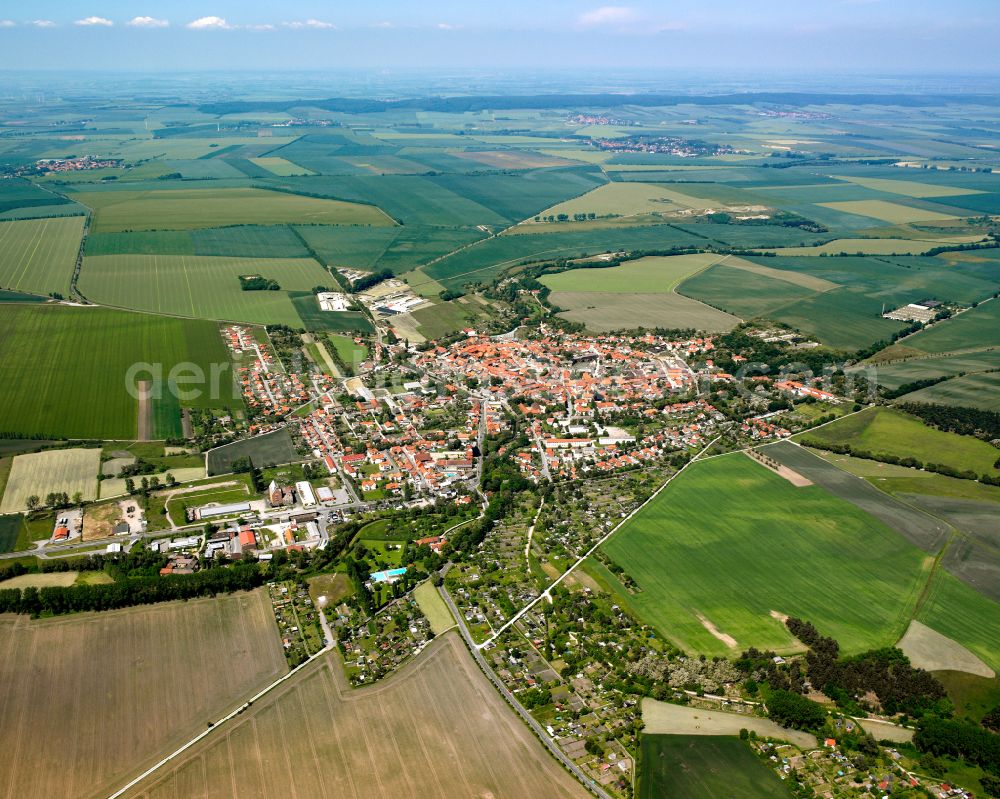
top-left (541, 253), bottom-right (725, 294)
top-left (601, 453), bottom-right (931, 656)
top-left (0, 305), bottom-right (240, 440)
top-left (639, 736), bottom-right (793, 799)
top-left (86, 225), bottom-right (313, 259)
top-left (289, 292), bottom-right (374, 333)
top-left (294, 225), bottom-right (485, 275)
top-left (261, 174), bottom-right (508, 227)
top-left (79, 254), bottom-right (333, 326)
top-left (904, 300), bottom-right (1000, 353)
top-left (0, 177), bottom-right (73, 216)
top-left (0, 515), bottom-right (23, 554)
top-left (414, 580), bottom-right (455, 635)
top-left (207, 429), bottom-right (300, 476)
top-left (679, 251), bottom-right (1000, 351)
top-left (865, 350), bottom-right (1000, 390)
top-left (812, 450), bottom-right (1000, 505)
top-left (423, 224), bottom-right (712, 291)
top-left (548, 290), bottom-right (739, 333)
top-left (0, 216), bottom-right (84, 298)
top-left (797, 407), bottom-right (1000, 478)
top-left (900, 372), bottom-right (1000, 411)
top-left (73, 187), bottom-right (394, 233)
top-left (759, 442), bottom-right (951, 552)
top-left (775, 289), bottom-right (908, 351)
top-left (410, 300), bottom-right (476, 339)
top-left (916, 569), bottom-right (1000, 673)
top-left (677, 263), bottom-right (818, 321)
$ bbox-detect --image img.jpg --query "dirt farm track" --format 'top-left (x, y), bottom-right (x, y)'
top-left (122, 632), bottom-right (588, 799)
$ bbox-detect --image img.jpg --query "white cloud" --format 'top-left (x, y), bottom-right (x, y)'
top-left (127, 16), bottom-right (169, 28)
top-left (75, 16), bottom-right (114, 27)
top-left (186, 16), bottom-right (230, 30)
top-left (245, 23), bottom-right (275, 31)
top-left (284, 19), bottom-right (335, 30)
top-left (31, 19), bottom-right (56, 28)
top-left (436, 22), bottom-right (460, 30)
top-left (578, 6), bottom-right (637, 27)
top-left (0, 20), bottom-right (16, 27)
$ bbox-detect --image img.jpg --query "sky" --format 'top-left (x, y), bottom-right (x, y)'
top-left (0, 1), bottom-right (998, 74)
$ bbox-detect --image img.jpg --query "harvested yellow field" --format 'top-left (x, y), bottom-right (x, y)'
top-left (0, 571), bottom-right (78, 589)
top-left (764, 237), bottom-right (980, 256)
top-left (0, 447), bottom-right (100, 514)
top-left (0, 590), bottom-right (286, 799)
top-left (249, 156), bottom-right (316, 176)
top-left (724, 257), bottom-right (839, 291)
top-left (641, 698), bottom-right (816, 748)
top-left (819, 199), bottom-right (958, 224)
top-left (122, 633), bottom-right (588, 799)
top-left (833, 175), bottom-right (985, 198)
top-left (523, 182), bottom-right (690, 224)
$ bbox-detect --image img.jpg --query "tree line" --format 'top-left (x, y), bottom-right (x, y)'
top-left (0, 563), bottom-right (269, 616)
top-left (785, 617), bottom-right (947, 717)
top-left (798, 438), bottom-right (1000, 486)
top-left (896, 401), bottom-right (1000, 443)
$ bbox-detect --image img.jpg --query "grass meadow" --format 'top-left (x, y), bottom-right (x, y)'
top-left (0, 305), bottom-right (238, 440)
top-left (0, 216), bottom-right (84, 297)
top-left (600, 453), bottom-right (931, 656)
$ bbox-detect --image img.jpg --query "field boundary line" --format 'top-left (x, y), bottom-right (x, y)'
top-left (479, 434), bottom-right (722, 649)
top-left (105, 637), bottom-right (334, 799)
